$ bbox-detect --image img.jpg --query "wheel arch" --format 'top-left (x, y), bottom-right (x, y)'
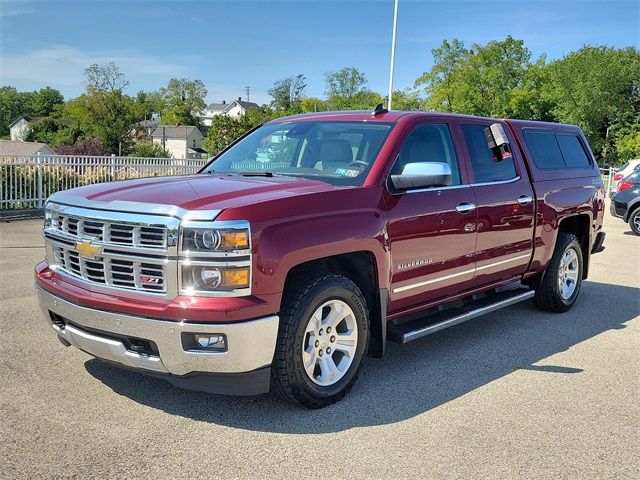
top-left (282, 251), bottom-right (388, 358)
top-left (558, 213), bottom-right (591, 279)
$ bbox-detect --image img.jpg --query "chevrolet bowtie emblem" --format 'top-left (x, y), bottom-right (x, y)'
top-left (74, 239), bottom-right (102, 257)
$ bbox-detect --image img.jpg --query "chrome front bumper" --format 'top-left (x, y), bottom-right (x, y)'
top-left (36, 285), bottom-right (279, 377)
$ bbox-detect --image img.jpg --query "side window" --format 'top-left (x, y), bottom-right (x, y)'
top-left (391, 123), bottom-right (461, 186)
top-left (461, 124), bottom-right (517, 183)
top-left (556, 134), bottom-right (591, 167)
top-left (523, 130), bottom-right (565, 169)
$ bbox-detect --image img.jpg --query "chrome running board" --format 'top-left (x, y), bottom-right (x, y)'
top-left (387, 288), bottom-right (534, 343)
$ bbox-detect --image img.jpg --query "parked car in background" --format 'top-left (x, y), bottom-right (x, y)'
top-left (611, 159), bottom-right (640, 193)
top-left (610, 167), bottom-right (640, 235)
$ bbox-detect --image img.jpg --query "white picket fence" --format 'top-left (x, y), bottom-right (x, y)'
top-left (0, 154), bottom-right (206, 210)
top-left (0, 153), bottom-right (619, 211)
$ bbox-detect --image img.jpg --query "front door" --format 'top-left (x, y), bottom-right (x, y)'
top-left (384, 122), bottom-right (478, 315)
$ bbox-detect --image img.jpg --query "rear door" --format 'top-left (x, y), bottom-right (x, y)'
top-left (456, 120), bottom-right (534, 286)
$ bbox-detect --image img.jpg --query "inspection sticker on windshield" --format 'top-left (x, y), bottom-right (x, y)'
top-left (334, 168), bottom-right (360, 177)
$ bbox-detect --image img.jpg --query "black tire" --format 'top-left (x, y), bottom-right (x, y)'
top-left (628, 208), bottom-right (640, 235)
top-left (533, 232), bottom-right (583, 313)
top-left (271, 274), bottom-right (369, 408)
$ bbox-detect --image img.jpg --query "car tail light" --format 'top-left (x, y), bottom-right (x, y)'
top-left (613, 173), bottom-right (624, 181)
top-left (617, 180), bottom-right (633, 192)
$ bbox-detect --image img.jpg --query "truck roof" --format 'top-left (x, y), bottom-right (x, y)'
top-left (269, 110), bottom-right (580, 130)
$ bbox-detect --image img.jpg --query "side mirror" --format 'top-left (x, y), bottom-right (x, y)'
top-left (390, 162), bottom-right (452, 191)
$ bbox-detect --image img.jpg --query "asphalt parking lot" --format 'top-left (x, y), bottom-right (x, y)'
top-left (1, 210), bottom-right (638, 479)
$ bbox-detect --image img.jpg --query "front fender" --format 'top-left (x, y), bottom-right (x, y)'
top-left (255, 209), bottom-right (390, 298)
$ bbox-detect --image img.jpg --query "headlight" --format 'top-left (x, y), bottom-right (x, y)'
top-left (180, 223), bottom-right (250, 254)
top-left (178, 220), bottom-right (252, 296)
top-left (181, 264), bottom-right (250, 293)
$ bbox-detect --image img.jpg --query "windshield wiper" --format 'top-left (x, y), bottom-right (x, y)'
top-left (238, 171), bottom-right (276, 177)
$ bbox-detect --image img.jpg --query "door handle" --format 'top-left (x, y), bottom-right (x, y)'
top-left (517, 195), bottom-right (533, 206)
top-left (456, 202), bottom-right (476, 214)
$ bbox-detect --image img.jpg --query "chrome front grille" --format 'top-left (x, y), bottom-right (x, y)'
top-left (51, 213), bottom-right (167, 248)
top-left (52, 246), bottom-right (166, 293)
top-left (44, 205), bottom-right (180, 296)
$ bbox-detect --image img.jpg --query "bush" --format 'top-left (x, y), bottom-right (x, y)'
top-left (55, 138), bottom-right (108, 156)
top-left (128, 141), bottom-right (170, 158)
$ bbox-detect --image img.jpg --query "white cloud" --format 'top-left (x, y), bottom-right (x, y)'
top-left (0, 0), bottom-right (33, 17)
top-left (0, 44), bottom-right (192, 93)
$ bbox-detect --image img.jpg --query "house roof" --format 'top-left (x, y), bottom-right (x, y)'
top-left (235, 101), bottom-right (259, 111)
top-left (202, 100), bottom-right (260, 117)
top-left (205, 103), bottom-right (229, 113)
top-left (188, 147), bottom-right (208, 154)
top-left (139, 119), bottom-right (160, 128)
top-left (151, 125), bottom-right (201, 138)
top-left (8, 116), bottom-right (42, 128)
top-left (0, 140), bottom-right (55, 155)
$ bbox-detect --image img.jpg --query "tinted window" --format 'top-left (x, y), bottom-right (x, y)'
top-left (462, 124), bottom-right (517, 183)
top-left (523, 130), bottom-right (565, 169)
top-left (391, 123), bottom-right (461, 186)
top-left (557, 134), bottom-right (591, 167)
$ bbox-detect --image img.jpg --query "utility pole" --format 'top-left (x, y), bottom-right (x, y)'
top-left (387, 0), bottom-right (399, 110)
top-left (245, 86), bottom-right (250, 102)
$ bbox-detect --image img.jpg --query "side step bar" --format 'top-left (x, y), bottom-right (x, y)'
top-left (387, 288), bottom-right (534, 344)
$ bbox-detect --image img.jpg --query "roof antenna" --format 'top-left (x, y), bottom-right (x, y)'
top-left (372, 103), bottom-right (389, 117)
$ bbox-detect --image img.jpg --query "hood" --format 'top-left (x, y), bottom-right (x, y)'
top-left (49, 174), bottom-right (340, 216)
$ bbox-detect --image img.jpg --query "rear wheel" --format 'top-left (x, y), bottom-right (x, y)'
top-left (271, 274), bottom-right (369, 408)
top-left (629, 208), bottom-right (640, 235)
top-left (533, 233), bottom-right (583, 313)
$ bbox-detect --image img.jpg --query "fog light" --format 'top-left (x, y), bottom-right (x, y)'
top-left (191, 334), bottom-right (227, 352)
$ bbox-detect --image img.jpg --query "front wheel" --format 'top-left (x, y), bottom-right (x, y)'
top-left (629, 208), bottom-right (640, 235)
top-left (533, 232), bottom-right (583, 313)
top-left (271, 274), bottom-right (369, 408)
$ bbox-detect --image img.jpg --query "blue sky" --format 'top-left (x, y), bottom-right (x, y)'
top-left (1, 0), bottom-right (638, 105)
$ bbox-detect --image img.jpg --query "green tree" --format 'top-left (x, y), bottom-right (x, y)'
top-left (77, 62), bottom-right (135, 154)
top-left (268, 74), bottom-right (307, 112)
top-left (25, 117), bottom-right (81, 147)
top-left (325, 67), bottom-right (368, 109)
top-left (0, 86), bottom-right (36, 136)
top-left (203, 115), bottom-right (255, 156)
top-left (128, 141), bottom-right (170, 158)
top-left (349, 90), bottom-right (384, 110)
top-left (300, 97), bottom-right (327, 113)
top-left (29, 87), bottom-right (64, 117)
top-left (416, 36), bottom-right (547, 118)
top-left (159, 78), bottom-right (207, 125)
top-left (415, 39), bottom-right (467, 112)
top-left (387, 89), bottom-right (422, 110)
top-left (543, 46), bottom-right (640, 165)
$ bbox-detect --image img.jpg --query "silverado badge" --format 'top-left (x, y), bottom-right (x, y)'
top-left (74, 239), bottom-right (103, 257)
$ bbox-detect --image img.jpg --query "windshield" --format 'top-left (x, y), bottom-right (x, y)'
top-left (201, 121), bottom-right (394, 186)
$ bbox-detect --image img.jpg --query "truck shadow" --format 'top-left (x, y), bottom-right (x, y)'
top-left (85, 280), bottom-right (639, 433)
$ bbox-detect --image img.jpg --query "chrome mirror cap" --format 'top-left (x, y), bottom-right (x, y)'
top-left (391, 162), bottom-right (453, 191)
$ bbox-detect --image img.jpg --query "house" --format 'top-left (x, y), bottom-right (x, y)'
top-left (151, 125), bottom-right (207, 159)
top-left (0, 140), bottom-right (56, 155)
top-left (134, 113), bottom-right (161, 139)
top-left (199, 97), bottom-right (260, 126)
top-left (9, 116), bottom-right (41, 141)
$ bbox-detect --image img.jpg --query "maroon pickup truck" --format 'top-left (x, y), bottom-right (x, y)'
top-left (35, 109), bottom-right (606, 408)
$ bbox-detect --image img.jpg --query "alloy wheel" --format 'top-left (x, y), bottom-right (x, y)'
top-left (301, 299), bottom-right (358, 386)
